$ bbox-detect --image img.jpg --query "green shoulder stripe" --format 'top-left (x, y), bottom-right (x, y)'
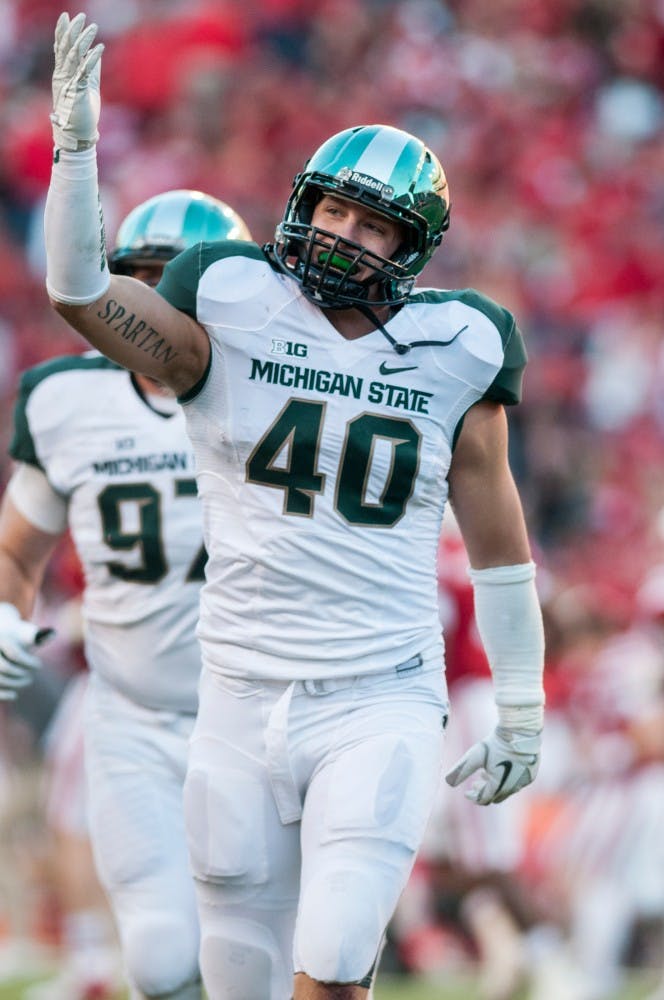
top-left (10, 354), bottom-right (121, 467)
top-left (156, 240), bottom-right (266, 319)
top-left (410, 287), bottom-right (527, 404)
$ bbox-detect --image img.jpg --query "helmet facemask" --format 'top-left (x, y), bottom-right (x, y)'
top-left (274, 218), bottom-right (419, 310)
top-left (109, 242), bottom-right (187, 276)
top-left (274, 180), bottom-right (428, 309)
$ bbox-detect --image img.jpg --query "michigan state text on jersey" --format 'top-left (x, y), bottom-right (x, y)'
top-left (157, 242), bottom-right (524, 681)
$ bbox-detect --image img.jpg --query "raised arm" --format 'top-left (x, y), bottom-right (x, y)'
top-left (444, 401), bottom-right (545, 805)
top-left (45, 12), bottom-right (209, 396)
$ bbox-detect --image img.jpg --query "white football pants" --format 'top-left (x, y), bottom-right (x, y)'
top-left (84, 674), bottom-right (201, 998)
top-left (184, 654), bottom-right (448, 999)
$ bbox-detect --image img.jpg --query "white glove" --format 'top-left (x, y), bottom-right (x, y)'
top-left (445, 726), bottom-right (541, 805)
top-left (51, 11), bottom-right (104, 152)
top-left (0, 602), bottom-right (54, 701)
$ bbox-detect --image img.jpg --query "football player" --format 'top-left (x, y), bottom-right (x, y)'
top-left (0, 187), bottom-right (251, 1000)
top-left (41, 13), bottom-right (545, 1000)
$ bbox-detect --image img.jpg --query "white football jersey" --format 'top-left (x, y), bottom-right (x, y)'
top-left (10, 354), bottom-right (204, 711)
top-left (158, 242), bottom-right (526, 681)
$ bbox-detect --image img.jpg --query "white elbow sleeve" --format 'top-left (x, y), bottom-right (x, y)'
top-left (7, 465), bottom-right (68, 535)
top-left (469, 562), bottom-right (545, 732)
top-left (44, 148), bottom-right (110, 305)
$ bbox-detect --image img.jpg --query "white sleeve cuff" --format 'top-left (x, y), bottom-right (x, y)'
top-left (469, 561), bottom-right (545, 731)
top-left (45, 148), bottom-right (110, 305)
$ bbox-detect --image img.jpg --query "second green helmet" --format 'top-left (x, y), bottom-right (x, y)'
top-left (109, 189), bottom-right (252, 272)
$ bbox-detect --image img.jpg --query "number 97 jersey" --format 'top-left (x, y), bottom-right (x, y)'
top-left (10, 353), bottom-right (204, 712)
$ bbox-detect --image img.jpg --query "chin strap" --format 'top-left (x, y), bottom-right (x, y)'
top-left (354, 301), bottom-right (471, 356)
top-left (354, 302), bottom-right (411, 355)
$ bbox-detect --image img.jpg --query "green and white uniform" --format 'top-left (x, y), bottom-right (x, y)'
top-left (158, 241), bottom-right (525, 682)
top-left (10, 352), bottom-right (203, 712)
top-left (10, 352), bottom-right (204, 997)
top-left (157, 241), bottom-right (526, 999)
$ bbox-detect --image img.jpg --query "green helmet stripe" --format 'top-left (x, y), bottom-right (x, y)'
top-left (352, 127), bottom-right (411, 182)
top-left (182, 198), bottom-right (210, 242)
top-left (392, 142), bottom-right (425, 191)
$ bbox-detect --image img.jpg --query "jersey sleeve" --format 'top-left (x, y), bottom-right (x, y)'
top-left (9, 353), bottom-right (121, 472)
top-left (7, 464), bottom-right (68, 534)
top-left (454, 289), bottom-right (527, 406)
top-left (484, 319), bottom-right (527, 405)
top-left (156, 240), bottom-right (267, 318)
top-left (10, 367), bottom-right (47, 469)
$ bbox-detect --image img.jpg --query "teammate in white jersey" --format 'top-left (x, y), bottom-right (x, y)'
top-left (41, 13), bottom-right (545, 1000)
top-left (0, 187), bottom-right (252, 1000)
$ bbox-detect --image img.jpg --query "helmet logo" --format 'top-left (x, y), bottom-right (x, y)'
top-left (337, 167), bottom-right (395, 200)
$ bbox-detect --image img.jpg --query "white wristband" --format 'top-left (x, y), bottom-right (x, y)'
top-left (469, 562), bottom-right (545, 732)
top-left (45, 147), bottom-right (110, 305)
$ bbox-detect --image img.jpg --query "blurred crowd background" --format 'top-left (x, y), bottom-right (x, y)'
top-left (0, 1), bottom-right (663, 998)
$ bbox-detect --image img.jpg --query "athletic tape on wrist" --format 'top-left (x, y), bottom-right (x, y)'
top-left (45, 147), bottom-right (110, 305)
top-left (469, 561), bottom-right (545, 730)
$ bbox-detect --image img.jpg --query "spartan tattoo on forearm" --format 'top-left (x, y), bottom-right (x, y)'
top-left (97, 299), bottom-right (180, 363)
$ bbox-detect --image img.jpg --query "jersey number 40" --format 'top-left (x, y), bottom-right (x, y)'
top-left (246, 398), bottom-right (421, 527)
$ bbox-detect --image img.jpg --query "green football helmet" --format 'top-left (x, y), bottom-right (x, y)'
top-left (109, 189), bottom-right (252, 273)
top-left (270, 124), bottom-right (450, 308)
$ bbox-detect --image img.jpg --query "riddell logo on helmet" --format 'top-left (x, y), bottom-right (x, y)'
top-left (337, 168), bottom-right (395, 199)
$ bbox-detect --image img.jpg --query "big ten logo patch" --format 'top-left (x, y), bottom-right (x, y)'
top-left (270, 339), bottom-right (308, 358)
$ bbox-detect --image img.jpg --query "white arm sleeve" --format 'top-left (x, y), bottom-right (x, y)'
top-left (7, 464), bottom-right (68, 535)
top-left (44, 147), bottom-right (110, 304)
top-left (468, 562), bottom-right (545, 732)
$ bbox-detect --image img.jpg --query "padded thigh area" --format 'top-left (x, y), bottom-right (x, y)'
top-left (184, 672), bottom-right (301, 902)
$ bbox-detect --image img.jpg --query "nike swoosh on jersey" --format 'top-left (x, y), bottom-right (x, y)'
top-left (378, 362), bottom-right (418, 376)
